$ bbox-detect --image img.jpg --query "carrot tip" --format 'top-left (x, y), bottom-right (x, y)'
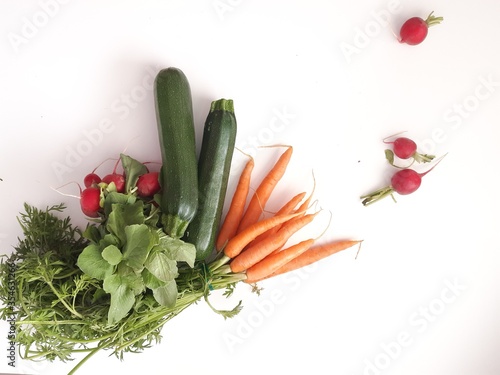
top-left (354, 240), bottom-right (364, 260)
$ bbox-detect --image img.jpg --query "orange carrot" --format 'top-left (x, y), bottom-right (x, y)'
top-left (275, 191), bottom-right (307, 216)
top-left (257, 173), bottom-right (315, 248)
top-left (244, 238), bottom-right (316, 283)
top-left (295, 187), bottom-right (314, 215)
top-left (246, 191), bottom-right (306, 248)
top-left (236, 146), bottom-right (293, 233)
top-left (216, 157), bottom-right (254, 250)
top-left (263, 239), bottom-right (362, 280)
top-left (223, 212), bottom-right (301, 259)
top-left (230, 211), bottom-right (319, 273)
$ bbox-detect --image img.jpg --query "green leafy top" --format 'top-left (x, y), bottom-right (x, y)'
top-left (0, 154), bottom-right (245, 374)
top-left (77, 157), bottom-right (196, 325)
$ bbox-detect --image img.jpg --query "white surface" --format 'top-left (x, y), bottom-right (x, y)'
top-left (1, 1), bottom-right (499, 374)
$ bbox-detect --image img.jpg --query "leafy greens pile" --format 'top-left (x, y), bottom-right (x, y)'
top-left (0, 154), bottom-right (243, 374)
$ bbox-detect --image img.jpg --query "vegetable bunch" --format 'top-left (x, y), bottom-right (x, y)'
top-left (0, 67), bottom-right (359, 374)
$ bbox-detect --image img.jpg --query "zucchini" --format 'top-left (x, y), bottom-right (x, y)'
top-left (184, 98), bottom-right (237, 261)
top-left (154, 67), bottom-right (198, 238)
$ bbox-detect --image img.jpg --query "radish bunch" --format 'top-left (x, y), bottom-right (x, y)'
top-left (80, 154), bottom-right (161, 218)
top-left (361, 134), bottom-right (446, 206)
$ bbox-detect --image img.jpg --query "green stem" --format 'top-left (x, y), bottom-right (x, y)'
top-left (112, 292), bottom-right (204, 349)
top-left (50, 331), bottom-right (113, 345)
top-left (208, 254), bottom-right (230, 273)
top-left (360, 186), bottom-right (396, 206)
top-left (413, 152), bottom-right (435, 163)
top-left (68, 342), bottom-right (107, 375)
top-left (44, 279), bottom-right (84, 319)
top-left (145, 205), bottom-right (160, 222)
top-left (425, 11), bottom-right (444, 27)
top-left (210, 98), bottom-right (234, 113)
top-left (211, 272), bottom-right (247, 287)
top-left (216, 264), bottom-right (232, 275)
top-left (24, 347), bottom-right (93, 361)
top-left (53, 268), bottom-right (80, 279)
top-left (15, 320), bottom-right (87, 326)
top-left (114, 299), bottom-right (196, 352)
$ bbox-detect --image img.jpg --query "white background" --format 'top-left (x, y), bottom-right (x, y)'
top-left (1, 1), bottom-right (499, 374)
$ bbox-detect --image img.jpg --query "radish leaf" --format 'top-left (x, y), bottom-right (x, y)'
top-left (122, 224), bottom-right (154, 270)
top-left (145, 250), bottom-right (178, 282)
top-left (101, 245), bottom-right (123, 266)
top-left (77, 244), bottom-right (113, 280)
top-left (120, 153), bottom-right (148, 194)
top-left (103, 274), bottom-right (135, 325)
top-left (152, 280), bottom-right (177, 307)
top-left (159, 235), bottom-right (196, 268)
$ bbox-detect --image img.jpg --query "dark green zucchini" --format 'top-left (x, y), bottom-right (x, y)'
top-left (154, 67), bottom-right (198, 238)
top-left (184, 98), bottom-right (237, 261)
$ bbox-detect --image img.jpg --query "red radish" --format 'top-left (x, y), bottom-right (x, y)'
top-left (399, 11), bottom-right (443, 45)
top-left (102, 173), bottom-right (125, 193)
top-left (360, 154), bottom-right (446, 206)
top-left (101, 157), bottom-right (125, 193)
top-left (383, 133), bottom-right (435, 164)
top-left (386, 137), bottom-right (417, 159)
top-left (83, 157), bottom-right (118, 188)
top-left (80, 187), bottom-right (102, 217)
top-left (83, 173), bottom-right (101, 188)
top-left (390, 168), bottom-right (422, 195)
top-left (136, 172), bottom-right (161, 198)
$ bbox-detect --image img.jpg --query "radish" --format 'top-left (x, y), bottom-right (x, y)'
top-left (360, 154), bottom-right (446, 206)
top-left (102, 173), bottom-right (125, 193)
top-left (386, 136), bottom-right (417, 159)
top-left (390, 168), bottom-right (423, 195)
top-left (101, 157), bottom-right (125, 193)
top-left (80, 187), bottom-right (102, 217)
top-left (83, 173), bottom-right (101, 188)
top-left (383, 133), bottom-right (435, 165)
top-left (399, 11), bottom-right (443, 45)
top-left (83, 157), bottom-right (119, 188)
top-left (136, 172), bottom-right (161, 198)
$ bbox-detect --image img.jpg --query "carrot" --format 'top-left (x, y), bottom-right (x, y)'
top-left (275, 191), bottom-right (307, 216)
top-left (230, 211), bottom-right (319, 273)
top-left (244, 238), bottom-right (316, 283)
top-left (263, 239), bottom-right (362, 280)
top-left (246, 191), bottom-right (306, 248)
top-left (295, 185), bottom-right (314, 214)
top-left (260, 173), bottom-right (315, 243)
top-left (223, 212), bottom-right (302, 259)
top-left (236, 146), bottom-right (293, 233)
top-left (216, 157), bottom-right (255, 250)
top-left (255, 171), bottom-right (315, 247)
